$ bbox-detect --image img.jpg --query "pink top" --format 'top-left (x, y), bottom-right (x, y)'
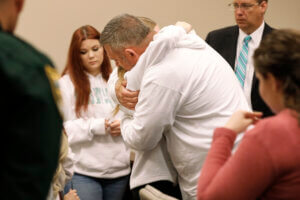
top-left (197, 109), bottom-right (300, 200)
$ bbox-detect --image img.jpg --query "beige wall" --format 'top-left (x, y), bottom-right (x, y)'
top-left (15, 0), bottom-right (300, 73)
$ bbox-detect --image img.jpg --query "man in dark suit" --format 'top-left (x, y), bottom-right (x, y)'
top-left (206, 0), bottom-right (274, 117)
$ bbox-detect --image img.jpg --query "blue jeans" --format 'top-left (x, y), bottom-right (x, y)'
top-left (64, 173), bottom-right (130, 200)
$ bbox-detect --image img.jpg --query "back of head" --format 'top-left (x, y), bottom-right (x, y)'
top-left (253, 29), bottom-right (300, 118)
top-left (100, 13), bottom-right (150, 51)
top-left (0, 0), bottom-right (25, 33)
top-left (0, 0), bottom-right (9, 8)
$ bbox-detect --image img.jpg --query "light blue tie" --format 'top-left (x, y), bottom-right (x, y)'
top-left (235, 35), bottom-right (251, 88)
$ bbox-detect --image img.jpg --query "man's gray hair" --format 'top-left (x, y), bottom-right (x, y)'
top-left (100, 13), bottom-right (150, 50)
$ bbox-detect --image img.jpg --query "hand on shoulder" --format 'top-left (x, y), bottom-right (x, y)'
top-left (175, 21), bottom-right (192, 33)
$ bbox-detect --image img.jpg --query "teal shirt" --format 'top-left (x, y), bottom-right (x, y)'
top-left (0, 25), bottom-right (63, 200)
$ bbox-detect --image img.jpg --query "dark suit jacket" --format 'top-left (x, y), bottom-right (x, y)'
top-left (205, 24), bottom-right (274, 117)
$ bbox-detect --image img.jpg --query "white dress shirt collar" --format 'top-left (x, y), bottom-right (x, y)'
top-left (238, 21), bottom-right (265, 48)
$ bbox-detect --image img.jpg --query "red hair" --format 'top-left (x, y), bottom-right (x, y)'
top-left (62, 25), bottom-right (112, 117)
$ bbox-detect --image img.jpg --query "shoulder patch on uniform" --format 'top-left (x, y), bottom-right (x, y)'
top-left (44, 65), bottom-right (64, 117)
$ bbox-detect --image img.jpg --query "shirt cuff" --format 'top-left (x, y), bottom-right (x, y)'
top-left (90, 118), bottom-right (106, 136)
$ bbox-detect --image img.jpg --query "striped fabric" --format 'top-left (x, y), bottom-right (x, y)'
top-left (235, 35), bottom-right (251, 88)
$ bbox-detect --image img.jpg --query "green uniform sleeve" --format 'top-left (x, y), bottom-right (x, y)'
top-left (0, 31), bottom-right (63, 200)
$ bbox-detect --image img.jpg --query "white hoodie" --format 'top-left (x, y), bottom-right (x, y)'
top-left (120, 25), bottom-right (249, 199)
top-left (59, 73), bottom-right (131, 179)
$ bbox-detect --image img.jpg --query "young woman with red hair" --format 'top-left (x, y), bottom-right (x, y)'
top-left (59, 25), bottom-right (130, 200)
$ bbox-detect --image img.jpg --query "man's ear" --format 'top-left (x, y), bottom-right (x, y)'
top-left (124, 48), bottom-right (139, 62)
top-left (124, 48), bottom-right (137, 57)
top-left (15, 0), bottom-right (24, 13)
top-left (260, 0), bottom-right (268, 14)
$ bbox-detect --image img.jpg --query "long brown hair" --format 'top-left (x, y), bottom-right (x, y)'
top-left (62, 25), bottom-right (112, 117)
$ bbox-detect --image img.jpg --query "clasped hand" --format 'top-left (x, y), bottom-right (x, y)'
top-left (224, 110), bottom-right (263, 134)
top-left (105, 119), bottom-right (121, 137)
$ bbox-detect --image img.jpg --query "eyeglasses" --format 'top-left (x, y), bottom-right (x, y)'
top-left (228, 2), bottom-right (260, 11)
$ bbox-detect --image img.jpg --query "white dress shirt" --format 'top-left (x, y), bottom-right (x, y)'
top-left (107, 68), bottom-right (177, 189)
top-left (121, 25), bottom-right (250, 199)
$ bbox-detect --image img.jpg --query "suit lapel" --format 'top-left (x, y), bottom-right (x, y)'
top-left (226, 26), bottom-right (239, 70)
top-left (262, 23), bottom-right (273, 37)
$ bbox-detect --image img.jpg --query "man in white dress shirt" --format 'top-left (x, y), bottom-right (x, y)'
top-left (100, 13), bottom-right (250, 200)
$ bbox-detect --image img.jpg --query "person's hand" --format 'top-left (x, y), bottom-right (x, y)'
top-left (105, 119), bottom-right (110, 130)
top-left (224, 110), bottom-right (263, 134)
top-left (115, 79), bottom-right (139, 110)
top-left (109, 120), bottom-right (121, 137)
top-left (105, 119), bottom-right (111, 134)
top-left (64, 189), bottom-right (80, 200)
top-left (175, 21), bottom-right (192, 33)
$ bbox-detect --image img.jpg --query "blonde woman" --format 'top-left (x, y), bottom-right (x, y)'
top-left (47, 132), bottom-right (78, 200)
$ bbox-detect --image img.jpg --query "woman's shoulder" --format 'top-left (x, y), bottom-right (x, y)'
top-left (257, 109), bottom-right (297, 129)
top-left (246, 109), bottom-right (299, 142)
